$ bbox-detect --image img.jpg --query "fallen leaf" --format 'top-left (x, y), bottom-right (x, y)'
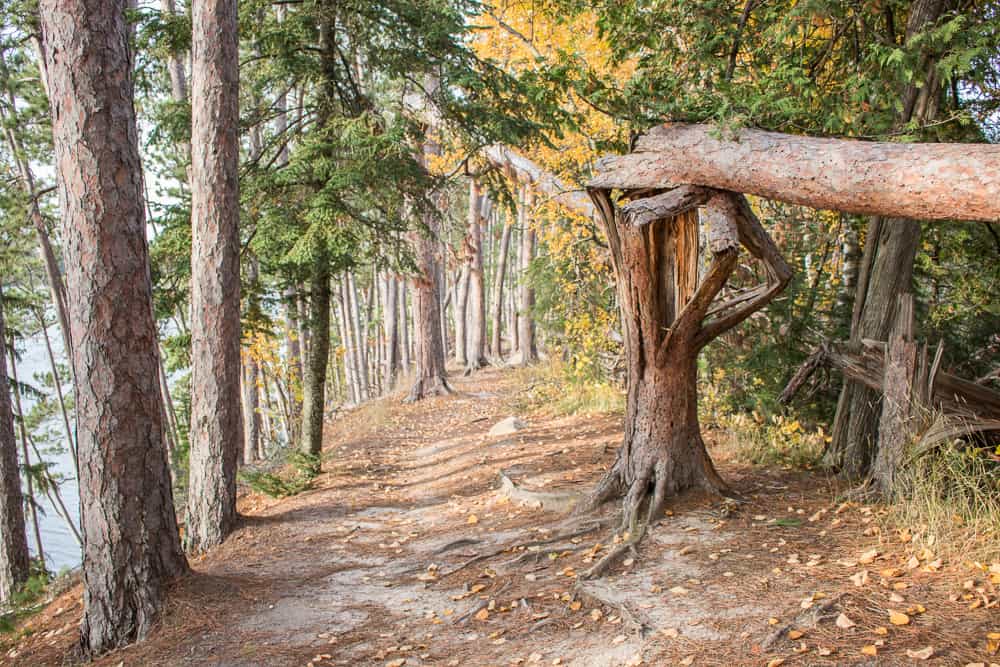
top-left (612, 635), bottom-right (627, 645)
top-left (905, 646), bottom-right (934, 660)
top-left (766, 659), bottom-right (785, 667)
top-left (474, 608), bottom-right (489, 621)
top-left (836, 613), bottom-right (856, 629)
top-left (467, 515), bottom-right (479, 525)
top-left (679, 656), bottom-right (694, 666)
top-left (590, 609), bottom-right (602, 621)
top-left (888, 610), bottom-right (910, 626)
top-left (569, 601), bottom-right (582, 611)
top-left (873, 626), bottom-right (888, 635)
top-left (850, 570), bottom-right (869, 587)
top-left (817, 647), bottom-right (834, 656)
top-left (386, 660), bottom-right (406, 667)
top-left (788, 630), bottom-right (805, 640)
top-left (859, 549), bottom-right (879, 564)
top-left (861, 645), bottom-right (878, 656)
top-left (661, 627), bottom-right (679, 638)
top-left (768, 617), bottom-right (780, 626)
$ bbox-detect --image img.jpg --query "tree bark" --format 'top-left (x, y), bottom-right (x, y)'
top-left (242, 355), bottom-right (261, 465)
top-left (283, 286), bottom-right (303, 443)
top-left (0, 286), bottom-right (29, 603)
top-left (453, 261), bottom-right (470, 366)
top-left (579, 189), bottom-right (790, 575)
top-left (590, 123), bottom-right (1000, 223)
top-left (399, 279), bottom-right (411, 372)
top-left (827, 0), bottom-right (947, 478)
top-left (383, 273), bottom-right (400, 392)
top-left (489, 212), bottom-right (513, 360)
top-left (185, 0), bottom-right (242, 554)
top-left (301, 251), bottom-right (331, 460)
top-left (40, 0), bottom-right (189, 650)
top-left (8, 352), bottom-right (45, 572)
top-left (518, 187), bottom-right (537, 365)
top-left (466, 179), bottom-right (487, 371)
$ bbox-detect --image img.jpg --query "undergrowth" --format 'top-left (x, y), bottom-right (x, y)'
top-left (240, 451), bottom-right (321, 498)
top-left (508, 358), bottom-right (624, 416)
top-left (889, 442), bottom-right (1000, 562)
top-left (0, 566), bottom-right (50, 645)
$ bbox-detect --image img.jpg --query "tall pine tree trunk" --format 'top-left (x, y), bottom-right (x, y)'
top-left (185, 0), bottom-right (242, 553)
top-left (40, 0), bottom-right (188, 650)
top-left (0, 286), bottom-right (29, 603)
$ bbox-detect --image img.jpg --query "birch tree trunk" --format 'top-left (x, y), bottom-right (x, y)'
top-left (185, 0), bottom-right (242, 553)
top-left (40, 0), bottom-right (188, 649)
top-left (383, 273), bottom-right (400, 392)
top-left (518, 186), bottom-right (538, 365)
top-left (489, 212), bottom-right (513, 360)
top-left (465, 180), bottom-right (487, 371)
top-left (0, 286), bottom-right (29, 603)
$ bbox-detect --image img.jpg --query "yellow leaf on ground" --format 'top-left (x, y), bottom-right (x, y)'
top-left (873, 626), bottom-right (888, 635)
top-left (466, 514), bottom-right (479, 525)
top-left (569, 601), bottom-right (582, 611)
top-left (861, 645), bottom-right (878, 656)
top-left (905, 646), bottom-right (934, 660)
top-left (768, 617), bottom-right (780, 626)
top-left (766, 659), bottom-right (785, 667)
top-left (889, 610), bottom-right (911, 626)
top-left (474, 608), bottom-right (489, 621)
top-left (788, 630), bottom-right (804, 640)
top-left (386, 660), bottom-right (406, 667)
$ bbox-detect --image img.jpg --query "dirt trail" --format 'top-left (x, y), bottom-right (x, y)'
top-left (6, 368), bottom-right (999, 666)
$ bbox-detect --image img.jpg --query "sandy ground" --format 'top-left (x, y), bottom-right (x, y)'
top-left (4, 367), bottom-right (999, 666)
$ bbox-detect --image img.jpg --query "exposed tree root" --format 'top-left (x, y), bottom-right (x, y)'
top-left (573, 582), bottom-right (651, 636)
top-left (433, 519), bottom-right (608, 580)
top-left (404, 375), bottom-right (453, 403)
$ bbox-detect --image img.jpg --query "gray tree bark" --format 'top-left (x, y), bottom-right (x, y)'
top-left (0, 286), bottom-right (29, 603)
top-left (185, 0), bottom-right (243, 553)
top-left (489, 212), bottom-right (513, 360)
top-left (465, 180), bottom-right (487, 371)
top-left (40, 0), bottom-right (189, 650)
top-left (383, 273), bottom-right (400, 392)
top-left (518, 187), bottom-right (537, 365)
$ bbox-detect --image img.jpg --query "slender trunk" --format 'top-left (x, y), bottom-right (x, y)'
top-left (337, 279), bottom-right (359, 404)
top-left (466, 181), bottom-right (486, 371)
top-left (242, 354), bottom-right (261, 464)
top-left (399, 279), bottom-right (411, 372)
top-left (40, 0), bottom-right (189, 650)
top-left (518, 187), bottom-right (538, 365)
top-left (0, 286), bottom-right (29, 602)
top-left (283, 287), bottom-right (303, 444)
top-left (27, 433), bottom-right (82, 547)
top-left (453, 263), bottom-right (470, 366)
top-left (347, 272), bottom-right (368, 400)
top-left (301, 252), bottom-right (331, 460)
top-left (185, 0), bottom-right (242, 553)
top-left (298, 291), bottom-right (311, 357)
top-left (383, 273), bottom-right (400, 392)
top-left (489, 213), bottom-right (513, 359)
top-left (7, 346), bottom-right (45, 570)
top-left (36, 310), bottom-right (77, 474)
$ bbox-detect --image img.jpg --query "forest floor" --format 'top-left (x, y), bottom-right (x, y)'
top-left (5, 366), bottom-right (1000, 666)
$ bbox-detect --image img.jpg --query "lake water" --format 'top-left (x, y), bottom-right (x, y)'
top-left (15, 331), bottom-right (81, 573)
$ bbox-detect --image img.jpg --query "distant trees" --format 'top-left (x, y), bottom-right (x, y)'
top-left (184, 0), bottom-right (243, 553)
top-left (39, 0), bottom-right (188, 652)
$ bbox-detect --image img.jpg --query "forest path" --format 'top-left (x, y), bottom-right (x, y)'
top-left (9, 367), bottom-right (999, 666)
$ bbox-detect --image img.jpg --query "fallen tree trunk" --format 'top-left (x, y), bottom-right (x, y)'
top-left (591, 123), bottom-right (1000, 223)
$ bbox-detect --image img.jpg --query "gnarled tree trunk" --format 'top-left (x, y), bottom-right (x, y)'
top-left (40, 0), bottom-right (189, 650)
top-left (579, 188), bottom-right (790, 577)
